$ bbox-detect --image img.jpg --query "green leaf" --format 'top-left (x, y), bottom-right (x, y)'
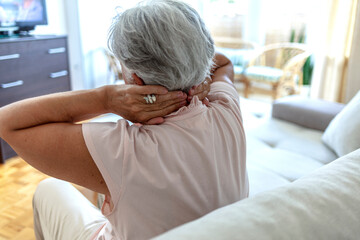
top-left (302, 56), bottom-right (314, 85)
top-left (290, 29), bottom-right (296, 43)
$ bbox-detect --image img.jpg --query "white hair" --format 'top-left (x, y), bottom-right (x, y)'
top-left (108, 0), bottom-right (215, 91)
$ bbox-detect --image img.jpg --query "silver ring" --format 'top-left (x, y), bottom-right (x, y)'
top-left (144, 94), bottom-right (156, 104)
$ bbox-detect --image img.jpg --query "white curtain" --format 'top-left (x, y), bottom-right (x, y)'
top-left (310, 0), bottom-right (358, 102)
top-left (344, 0), bottom-right (360, 103)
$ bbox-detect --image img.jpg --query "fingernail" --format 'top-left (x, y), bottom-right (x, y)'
top-left (178, 92), bottom-right (183, 97)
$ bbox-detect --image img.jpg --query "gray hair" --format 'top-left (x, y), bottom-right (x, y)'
top-left (108, 0), bottom-right (215, 91)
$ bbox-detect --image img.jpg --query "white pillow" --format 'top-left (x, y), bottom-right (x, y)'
top-left (322, 91), bottom-right (360, 156)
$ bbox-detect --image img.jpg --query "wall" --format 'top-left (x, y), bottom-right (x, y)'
top-left (76, 0), bottom-right (143, 89)
top-left (63, 0), bottom-right (86, 90)
top-left (244, 0), bottom-right (265, 45)
top-left (77, 0), bottom-right (118, 89)
top-left (32, 0), bottom-right (66, 35)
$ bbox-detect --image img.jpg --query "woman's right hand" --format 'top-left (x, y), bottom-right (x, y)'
top-left (105, 84), bottom-right (188, 125)
top-left (187, 77), bottom-right (212, 106)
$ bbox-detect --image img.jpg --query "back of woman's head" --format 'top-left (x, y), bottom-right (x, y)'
top-left (108, 0), bottom-right (215, 91)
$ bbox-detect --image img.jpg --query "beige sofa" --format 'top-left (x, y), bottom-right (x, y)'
top-left (153, 94), bottom-right (360, 239)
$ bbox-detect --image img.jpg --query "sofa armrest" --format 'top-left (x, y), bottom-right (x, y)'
top-left (272, 95), bottom-right (345, 131)
top-left (153, 149), bottom-right (360, 240)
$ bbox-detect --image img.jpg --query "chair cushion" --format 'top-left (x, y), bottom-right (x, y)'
top-left (322, 90), bottom-right (360, 156)
top-left (216, 47), bottom-right (254, 68)
top-left (245, 66), bottom-right (283, 82)
top-left (233, 65), bottom-right (244, 75)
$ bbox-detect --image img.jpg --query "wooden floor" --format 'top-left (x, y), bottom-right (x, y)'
top-left (0, 156), bottom-right (97, 240)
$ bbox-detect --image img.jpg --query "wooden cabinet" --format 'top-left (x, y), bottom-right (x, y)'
top-left (0, 35), bottom-right (71, 163)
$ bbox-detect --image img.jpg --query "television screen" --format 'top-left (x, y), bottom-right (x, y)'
top-left (0, 0), bottom-right (47, 28)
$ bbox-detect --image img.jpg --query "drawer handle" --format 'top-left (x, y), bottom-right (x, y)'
top-left (48, 47), bottom-right (66, 54)
top-left (0, 54), bottom-right (20, 61)
top-left (1, 80), bottom-right (24, 89)
top-left (50, 70), bottom-right (68, 79)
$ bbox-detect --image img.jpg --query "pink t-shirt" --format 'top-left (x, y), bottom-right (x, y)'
top-left (83, 82), bottom-right (248, 240)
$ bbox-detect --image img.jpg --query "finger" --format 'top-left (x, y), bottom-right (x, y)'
top-left (189, 88), bottom-right (209, 102)
top-left (144, 117), bottom-right (165, 125)
top-left (197, 89), bottom-right (209, 101)
top-left (202, 97), bottom-right (210, 106)
top-left (188, 86), bottom-right (202, 101)
top-left (155, 91), bottom-right (187, 103)
top-left (189, 79), bottom-right (210, 96)
top-left (143, 93), bottom-right (187, 112)
top-left (188, 85), bottom-right (209, 101)
top-left (143, 100), bottom-right (187, 119)
top-left (131, 85), bottom-right (168, 95)
top-left (188, 85), bottom-right (199, 96)
top-left (134, 90), bottom-right (186, 105)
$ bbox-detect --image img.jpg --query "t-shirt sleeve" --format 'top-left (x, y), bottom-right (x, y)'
top-left (207, 81), bottom-right (241, 113)
top-left (82, 120), bottom-right (132, 203)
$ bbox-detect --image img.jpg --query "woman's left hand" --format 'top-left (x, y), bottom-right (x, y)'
top-left (187, 77), bottom-right (211, 106)
top-left (105, 84), bottom-right (188, 125)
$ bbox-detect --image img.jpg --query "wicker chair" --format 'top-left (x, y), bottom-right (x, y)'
top-left (243, 43), bottom-right (311, 100)
top-left (214, 37), bottom-right (258, 85)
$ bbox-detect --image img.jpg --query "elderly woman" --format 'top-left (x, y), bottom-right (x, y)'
top-left (0, 0), bottom-right (248, 239)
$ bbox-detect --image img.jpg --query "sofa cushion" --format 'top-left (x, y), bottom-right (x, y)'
top-left (275, 132), bottom-right (337, 165)
top-left (247, 118), bottom-right (337, 164)
top-left (248, 147), bottom-right (324, 181)
top-left (153, 149), bottom-right (360, 240)
top-left (247, 163), bottom-right (290, 196)
top-left (322, 91), bottom-right (360, 157)
top-left (247, 117), bottom-right (305, 146)
top-left (272, 95), bottom-right (345, 131)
